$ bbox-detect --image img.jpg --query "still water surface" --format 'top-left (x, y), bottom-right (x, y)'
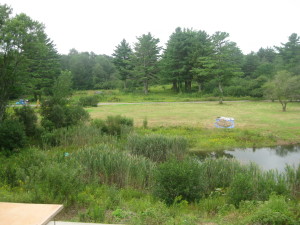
top-left (194, 145), bottom-right (300, 172)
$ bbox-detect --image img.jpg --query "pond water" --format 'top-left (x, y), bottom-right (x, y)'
top-left (194, 145), bottom-right (300, 172)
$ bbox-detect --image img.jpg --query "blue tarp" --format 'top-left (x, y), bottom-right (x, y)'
top-left (215, 117), bottom-right (234, 128)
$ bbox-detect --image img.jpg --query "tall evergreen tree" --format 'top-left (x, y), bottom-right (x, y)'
top-left (276, 33), bottom-right (300, 74)
top-left (0, 4), bottom-right (58, 120)
top-left (132, 33), bottom-right (161, 94)
top-left (197, 32), bottom-right (243, 103)
top-left (113, 39), bottom-right (133, 89)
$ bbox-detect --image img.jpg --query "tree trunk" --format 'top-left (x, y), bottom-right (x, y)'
top-left (184, 80), bottom-right (192, 92)
top-left (197, 82), bottom-right (202, 93)
top-left (144, 80), bottom-right (148, 95)
top-left (218, 81), bottom-right (223, 104)
top-left (0, 101), bottom-right (6, 121)
top-left (123, 79), bottom-right (127, 90)
top-left (280, 100), bottom-right (287, 112)
top-left (172, 80), bottom-right (178, 92)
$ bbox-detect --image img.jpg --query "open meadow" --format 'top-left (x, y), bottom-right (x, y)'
top-left (87, 101), bottom-right (300, 150)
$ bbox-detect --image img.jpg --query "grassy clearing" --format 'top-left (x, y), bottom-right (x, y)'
top-left (87, 101), bottom-right (300, 149)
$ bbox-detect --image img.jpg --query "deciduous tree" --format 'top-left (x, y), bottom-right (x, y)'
top-left (264, 71), bottom-right (300, 111)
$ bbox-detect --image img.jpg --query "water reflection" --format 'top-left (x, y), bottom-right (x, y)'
top-left (193, 145), bottom-right (300, 172)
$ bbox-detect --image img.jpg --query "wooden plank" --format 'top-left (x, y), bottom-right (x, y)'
top-left (0, 202), bottom-right (63, 225)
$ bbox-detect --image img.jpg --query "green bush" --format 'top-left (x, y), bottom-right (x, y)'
top-left (14, 106), bottom-right (38, 137)
top-left (110, 116), bottom-right (132, 136)
top-left (227, 173), bottom-right (255, 207)
top-left (27, 161), bottom-right (83, 204)
top-left (41, 99), bottom-right (89, 130)
top-left (248, 194), bottom-right (298, 225)
top-left (153, 158), bottom-right (205, 205)
top-left (127, 134), bottom-right (188, 162)
top-left (0, 119), bottom-right (26, 153)
top-left (78, 95), bottom-right (100, 107)
top-left (91, 115), bottom-right (133, 137)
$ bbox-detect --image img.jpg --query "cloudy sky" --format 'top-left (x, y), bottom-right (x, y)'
top-left (3, 0), bottom-right (300, 55)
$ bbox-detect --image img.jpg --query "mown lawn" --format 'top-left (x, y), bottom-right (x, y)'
top-left (87, 101), bottom-right (300, 149)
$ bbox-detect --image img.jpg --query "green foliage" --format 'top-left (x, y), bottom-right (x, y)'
top-left (227, 173), bottom-right (255, 207)
top-left (113, 39), bottom-right (133, 89)
top-left (198, 195), bottom-right (227, 216)
top-left (0, 119), bottom-right (26, 153)
top-left (79, 204), bottom-right (106, 223)
top-left (285, 164), bottom-right (300, 199)
top-left (52, 70), bottom-right (73, 102)
top-left (142, 117), bottom-right (148, 129)
top-left (132, 32), bottom-right (162, 94)
top-left (248, 195), bottom-right (298, 225)
top-left (27, 161), bottom-right (83, 204)
top-left (127, 134), bottom-right (188, 162)
top-left (40, 98), bottom-right (89, 130)
top-left (199, 158), bottom-right (243, 192)
top-left (14, 106), bottom-right (38, 137)
top-left (78, 95), bottom-right (100, 107)
top-left (0, 4), bottom-right (60, 120)
top-left (0, 148), bottom-right (82, 204)
top-left (264, 70), bottom-right (300, 111)
top-left (153, 158), bottom-right (205, 205)
top-left (41, 124), bottom-right (104, 147)
top-left (91, 115), bottom-right (133, 137)
top-left (129, 201), bottom-right (171, 225)
top-left (227, 167), bottom-right (289, 206)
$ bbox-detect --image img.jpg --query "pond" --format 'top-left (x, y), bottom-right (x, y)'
top-left (193, 145), bottom-right (300, 172)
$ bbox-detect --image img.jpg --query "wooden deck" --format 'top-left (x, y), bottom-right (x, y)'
top-left (0, 202), bottom-right (63, 225)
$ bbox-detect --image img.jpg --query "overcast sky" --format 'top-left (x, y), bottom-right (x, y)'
top-left (3, 0), bottom-right (300, 56)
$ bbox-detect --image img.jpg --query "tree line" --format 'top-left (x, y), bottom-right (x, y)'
top-left (1, 3), bottom-right (300, 118)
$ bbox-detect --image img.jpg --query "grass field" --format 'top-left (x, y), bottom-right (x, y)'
top-left (86, 101), bottom-right (300, 150)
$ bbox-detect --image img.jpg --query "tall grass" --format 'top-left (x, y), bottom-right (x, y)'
top-left (41, 124), bottom-right (105, 148)
top-left (127, 134), bottom-right (188, 162)
top-left (72, 145), bottom-right (155, 189)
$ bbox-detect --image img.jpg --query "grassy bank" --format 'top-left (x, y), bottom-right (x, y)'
top-left (87, 101), bottom-right (300, 150)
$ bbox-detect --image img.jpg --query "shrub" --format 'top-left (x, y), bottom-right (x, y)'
top-left (91, 115), bottom-right (133, 137)
top-left (102, 115), bottom-right (133, 136)
top-left (0, 119), bottom-right (26, 153)
top-left (248, 194), bottom-right (297, 225)
top-left (91, 118), bottom-right (106, 130)
top-left (78, 95), bottom-right (100, 107)
top-left (40, 99), bottom-right (89, 130)
top-left (142, 117), bottom-right (148, 129)
top-left (153, 158), bottom-right (205, 205)
top-left (14, 106), bottom-right (38, 137)
top-left (64, 105), bottom-right (90, 127)
top-left (127, 134), bottom-right (188, 162)
top-left (128, 201), bottom-right (171, 225)
top-left (227, 173), bottom-right (255, 207)
top-left (27, 161), bottom-right (83, 204)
